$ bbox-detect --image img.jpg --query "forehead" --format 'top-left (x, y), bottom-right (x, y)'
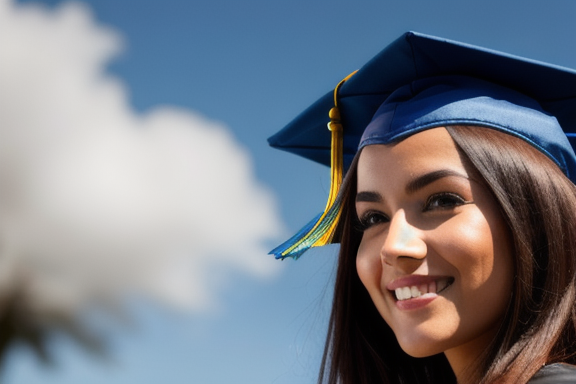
top-left (357, 127), bottom-right (468, 189)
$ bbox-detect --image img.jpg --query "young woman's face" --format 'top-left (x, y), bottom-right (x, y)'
top-left (355, 127), bottom-right (514, 364)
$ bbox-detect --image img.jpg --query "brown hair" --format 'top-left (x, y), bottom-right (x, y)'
top-left (319, 125), bottom-right (576, 384)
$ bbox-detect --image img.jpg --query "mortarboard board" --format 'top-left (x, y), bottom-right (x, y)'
top-left (269, 31), bottom-right (576, 260)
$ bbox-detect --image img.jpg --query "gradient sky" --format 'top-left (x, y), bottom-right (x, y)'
top-left (3, 1), bottom-right (576, 384)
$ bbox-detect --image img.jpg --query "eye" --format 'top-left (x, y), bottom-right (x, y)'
top-left (423, 192), bottom-right (468, 211)
top-left (355, 210), bottom-right (389, 232)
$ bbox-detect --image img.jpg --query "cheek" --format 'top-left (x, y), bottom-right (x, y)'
top-left (447, 214), bottom-right (501, 282)
top-left (444, 208), bottom-right (514, 302)
top-left (483, 216), bottom-right (514, 297)
top-left (356, 239), bottom-right (382, 290)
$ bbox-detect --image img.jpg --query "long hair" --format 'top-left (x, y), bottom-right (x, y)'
top-left (318, 125), bottom-right (576, 384)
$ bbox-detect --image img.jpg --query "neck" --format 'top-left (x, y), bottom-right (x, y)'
top-left (444, 333), bottom-right (495, 384)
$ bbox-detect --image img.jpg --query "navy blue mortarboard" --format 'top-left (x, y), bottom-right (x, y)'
top-left (269, 31), bottom-right (576, 260)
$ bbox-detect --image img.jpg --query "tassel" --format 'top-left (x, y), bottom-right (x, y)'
top-left (270, 71), bottom-right (356, 260)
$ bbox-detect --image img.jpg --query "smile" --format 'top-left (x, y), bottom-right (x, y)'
top-left (391, 277), bottom-right (454, 301)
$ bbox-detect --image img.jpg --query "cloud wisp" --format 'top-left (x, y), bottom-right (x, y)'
top-left (0, 0), bottom-right (282, 327)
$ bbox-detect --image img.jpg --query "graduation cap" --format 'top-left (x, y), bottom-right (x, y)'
top-left (269, 31), bottom-right (576, 260)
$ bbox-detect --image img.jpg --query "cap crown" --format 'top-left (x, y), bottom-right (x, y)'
top-left (269, 31), bottom-right (576, 179)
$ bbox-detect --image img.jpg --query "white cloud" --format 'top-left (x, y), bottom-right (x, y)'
top-left (0, 0), bottom-right (283, 316)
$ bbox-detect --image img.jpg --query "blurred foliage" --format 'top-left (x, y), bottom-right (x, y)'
top-left (0, 283), bottom-right (107, 371)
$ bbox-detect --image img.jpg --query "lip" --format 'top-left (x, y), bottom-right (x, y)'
top-left (395, 295), bottom-right (438, 310)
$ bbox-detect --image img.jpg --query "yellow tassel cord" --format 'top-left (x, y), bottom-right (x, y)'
top-left (313, 106), bottom-right (343, 245)
top-left (271, 71), bottom-right (357, 259)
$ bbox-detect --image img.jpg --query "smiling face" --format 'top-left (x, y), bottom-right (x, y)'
top-left (355, 127), bottom-right (514, 372)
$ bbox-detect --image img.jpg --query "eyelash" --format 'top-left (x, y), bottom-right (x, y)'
top-left (354, 210), bottom-right (389, 232)
top-left (423, 192), bottom-right (468, 211)
top-left (355, 192), bottom-right (468, 232)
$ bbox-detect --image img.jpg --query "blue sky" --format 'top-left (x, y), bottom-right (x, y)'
top-left (2, 1), bottom-right (576, 384)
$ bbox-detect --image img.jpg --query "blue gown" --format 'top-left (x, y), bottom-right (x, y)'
top-left (529, 364), bottom-right (576, 383)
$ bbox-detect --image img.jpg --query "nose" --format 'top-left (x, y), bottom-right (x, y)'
top-left (381, 210), bottom-right (427, 269)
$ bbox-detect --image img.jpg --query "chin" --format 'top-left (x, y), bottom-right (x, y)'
top-left (394, 332), bottom-right (449, 358)
top-left (400, 345), bottom-right (440, 358)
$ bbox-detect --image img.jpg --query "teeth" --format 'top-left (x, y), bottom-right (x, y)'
top-left (395, 286), bottom-right (419, 301)
top-left (419, 284), bottom-right (428, 294)
top-left (394, 278), bottom-right (452, 301)
top-left (429, 280), bottom-right (436, 295)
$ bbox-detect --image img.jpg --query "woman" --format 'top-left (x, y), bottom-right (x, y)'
top-left (269, 32), bottom-right (576, 383)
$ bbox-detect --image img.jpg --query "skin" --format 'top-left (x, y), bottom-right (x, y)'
top-left (355, 127), bottom-right (514, 383)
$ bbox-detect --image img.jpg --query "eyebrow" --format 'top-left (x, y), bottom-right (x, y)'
top-left (356, 191), bottom-right (382, 203)
top-left (355, 169), bottom-right (469, 203)
top-left (405, 169), bottom-right (469, 194)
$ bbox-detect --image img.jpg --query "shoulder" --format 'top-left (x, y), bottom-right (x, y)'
top-left (528, 364), bottom-right (576, 384)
